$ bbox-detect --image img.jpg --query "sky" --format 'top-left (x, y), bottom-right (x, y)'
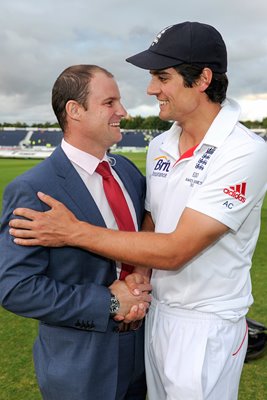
top-left (0, 0), bottom-right (267, 124)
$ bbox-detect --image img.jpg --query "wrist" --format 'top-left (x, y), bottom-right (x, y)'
top-left (70, 221), bottom-right (88, 247)
top-left (133, 266), bottom-right (151, 279)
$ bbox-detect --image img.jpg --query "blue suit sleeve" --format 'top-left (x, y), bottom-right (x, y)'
top-left (0, 179), bottom-right (111, 332)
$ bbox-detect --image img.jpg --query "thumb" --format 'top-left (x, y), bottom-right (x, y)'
top-left (37, 192), bottom-right (61, 208)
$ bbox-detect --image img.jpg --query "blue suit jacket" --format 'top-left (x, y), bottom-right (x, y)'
top-left (0, 147), bottom-right (146, 399)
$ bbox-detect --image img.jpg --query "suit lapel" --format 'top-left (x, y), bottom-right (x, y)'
top-left (49, 147), bottom-right (107, 227)
top-left (49, 148), bottom-right (143, 228)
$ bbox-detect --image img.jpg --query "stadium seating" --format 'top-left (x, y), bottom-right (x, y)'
top-left (0, 130), bottom-right (27, 146)
top-left (117, 131), bottom-right (147, 147)
top-left (0, 129), bottom-right (162, 150)
top-left (29, 130), bottom-right (63, 147)
top-left (0, 127), bottom-right (265, 159)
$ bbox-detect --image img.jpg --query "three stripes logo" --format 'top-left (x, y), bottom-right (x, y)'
top-left (223, 182), bottom-right (247, 203)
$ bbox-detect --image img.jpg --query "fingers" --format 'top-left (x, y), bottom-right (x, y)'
top-left (11, 238), bottom-right (40, 246)
top-left (12, 208), bottom-right (41, 220)
top-left (141, 292), bottom-right (152, 303)
top-left (9, 224), bottom-right (51, 247)
top-left (9, 226), bottom-right (36, 238)
top-left (136, 283), bottom-right (152, 293)
top-left (125, 272), bottom-right (149, 285)
top-left (114, 308), bottom-right (138, 323)
top-left (125, 273), bottom-right (152, 296)
top-left (113, 314), bottom-right (125, 322)
top-left (124, 306), bottom-right (145, 324)
top-left (113, 297), bottom-right (151, 323)
top-left (11, 193), bottom-right (62, 221)
top-left (9, 223), bottom-right (42, 246)
top-left (123, 304), bottom-right (146, 323)
top-left (125, 275), bottom-right (141, 295)
top-left (9, 218), bottom-right (34, 229)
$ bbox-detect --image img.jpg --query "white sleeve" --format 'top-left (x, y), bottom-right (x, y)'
top-left (187, 140), bottom-right (267, 231)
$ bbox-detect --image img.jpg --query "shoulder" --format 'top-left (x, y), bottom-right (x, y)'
top-left (227, 123), bottom-right (267, 157)
top-left (236, 123), bottom-right (267, 144)
top-left (4, 147), bottom-right (65, 193)
top-left (7, 158), bottom-right (49, 188)
top-left (212, 124), bottom-right (267, 188)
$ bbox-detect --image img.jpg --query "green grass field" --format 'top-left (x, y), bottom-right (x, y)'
top-left (0, 155), bottom-right (266, 400)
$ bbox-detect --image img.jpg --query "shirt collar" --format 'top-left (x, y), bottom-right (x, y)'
top-left (160, 98), bottom-right (241, 158)
top-left (199, 98), bottom-right (241, 148)
top-left (61, 139), bottom-right (109, 175)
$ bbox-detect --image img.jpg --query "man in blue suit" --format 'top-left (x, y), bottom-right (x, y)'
top-left (0, 64), bottom-right (151, 400)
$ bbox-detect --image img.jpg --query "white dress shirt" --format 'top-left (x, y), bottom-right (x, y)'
top-left (61, 139), bottom-right (138, 277)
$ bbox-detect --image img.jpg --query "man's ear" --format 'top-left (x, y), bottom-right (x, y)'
top-left (65, 100), bottom-right (82, 121)
top-left (197, 68), bottom-right (213, 92)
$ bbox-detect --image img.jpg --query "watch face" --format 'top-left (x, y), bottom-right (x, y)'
top-left (110, 295), bottom-right (120, 315)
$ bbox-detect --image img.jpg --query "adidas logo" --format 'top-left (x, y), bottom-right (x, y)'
top-left (223, 182), bottom-right (247, 203)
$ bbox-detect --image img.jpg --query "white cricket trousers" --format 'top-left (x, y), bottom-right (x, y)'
top-left (145, 299), bottom-right (248, 400)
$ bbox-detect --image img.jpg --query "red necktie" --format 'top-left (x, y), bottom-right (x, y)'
top-left (95, 161), bottom-right (135, 279)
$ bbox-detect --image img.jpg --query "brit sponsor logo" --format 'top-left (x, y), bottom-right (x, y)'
top-left (223, 182), bottom-right (247, 203)
top-left (152, 155), bottom-right (171, 177)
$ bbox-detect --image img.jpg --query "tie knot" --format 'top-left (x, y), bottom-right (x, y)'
top-left (95, 161), bottom-right (112, 178)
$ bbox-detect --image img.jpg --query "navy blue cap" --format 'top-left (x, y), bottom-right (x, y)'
top-left (126, 21), bottom-right (227, 73)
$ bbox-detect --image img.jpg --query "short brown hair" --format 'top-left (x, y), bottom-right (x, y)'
top-left (174, 64), bottom-right (228, 104)
top-left (52, 65), bottom-right (113, 131)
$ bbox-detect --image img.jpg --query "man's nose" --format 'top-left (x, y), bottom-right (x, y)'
top-left (147, 80), bottom-right (160, 96)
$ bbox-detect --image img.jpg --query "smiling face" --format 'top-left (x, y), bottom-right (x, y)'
top-left (147, 68), bottom-right (201, 124)
top-left (66, 70), bottom-right (127, 158)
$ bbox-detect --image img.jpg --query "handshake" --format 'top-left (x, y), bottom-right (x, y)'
top-left (109, 272), bottom-right (152, 324)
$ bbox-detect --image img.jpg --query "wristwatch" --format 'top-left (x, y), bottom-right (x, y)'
top-left (109, 293), bottom-right (120, 317)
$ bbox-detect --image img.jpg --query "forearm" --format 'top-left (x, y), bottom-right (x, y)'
top-left (70, 221), bottom-right (180, 270)
top-left (9, 193), bottom-right (229, 271)
top-left (1, 271), bottom-right (111, 329)
top-left (67, 208), bottom-right (228, 271)
top-left (0, 235), bottom-right (111, 329)
top-left (69, 208), bottom-right (177, 270)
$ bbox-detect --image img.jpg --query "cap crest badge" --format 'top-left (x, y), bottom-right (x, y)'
top-left (151, 25), bottom-right (173, 46)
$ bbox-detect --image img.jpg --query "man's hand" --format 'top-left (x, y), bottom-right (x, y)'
top-left (9, 192), bottom-right (78, 247)
top-left (122, 272), bottom-right (152, 322)
top-left (125, 270), bottom-right (151, 295)
top-left (109, 278), bottom-right (151, 323)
